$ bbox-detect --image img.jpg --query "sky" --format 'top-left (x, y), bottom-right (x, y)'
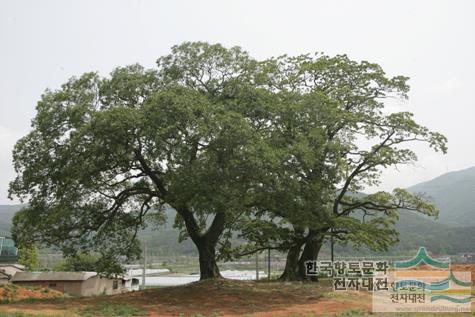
top-left (0, 0), bottom-right (474, 204)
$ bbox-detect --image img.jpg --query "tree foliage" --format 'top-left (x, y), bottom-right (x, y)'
top-left (9, 42), bottom-right (447, 280)
top-left (52, 252), bottom-right (123, 275)
top-left (9, 42), bottom-right (269, 279)
top-left (17, 243), bottom-right (40, 271)
top-left (218, 53), bottom-right (447, 280)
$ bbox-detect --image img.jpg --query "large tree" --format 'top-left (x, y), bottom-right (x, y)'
top-left (9, 42), bottom-right (271, 279)
top-left (223, 54), bottom-right (447, 280)
top-left (9, 43), bottom-right (447, 282)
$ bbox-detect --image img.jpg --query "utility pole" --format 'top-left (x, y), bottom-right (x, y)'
top-left (255, 253), bottom-right (259, 280)
top-left (142, 240), bottom-right (147, 289)
top-left (267, 247), bottom-right (271, 281)
top-left (330, 228), bottom-right (334, 263)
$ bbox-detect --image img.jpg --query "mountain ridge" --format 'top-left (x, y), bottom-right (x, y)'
top-left (407, 166), bottom-right (475, 226)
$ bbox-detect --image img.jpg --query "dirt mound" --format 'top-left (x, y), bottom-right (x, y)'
top-left (410, 263), bottom-right (475, 283)
top-left (0, 283), bottom-right (66, 302)
top-left (450, 264), bottom-right (475, 283)
top-left (0, 279), bottom-right (371, 316)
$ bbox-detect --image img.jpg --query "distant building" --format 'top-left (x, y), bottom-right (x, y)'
top-left (0, 237), bottom-right (18, 264)
top-left (0, 270), bottom-right (10, 285)
top-left (122, 275), bottom-right (140, 292)
top-left (11, 271), bottom-right (139, 297)
top-left (459, 252), bottom-right (475, 263)
top-left (0, 263), bottom-right (25, 284)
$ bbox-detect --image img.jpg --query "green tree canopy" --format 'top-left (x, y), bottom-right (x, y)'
top-left (17, 243), bottom-right (40, 271)
top-left (10, 42), bottom-right (271, 279)
top-left (9, 43), bottom-right (447, 281)
top-left (221, 53), bottom-right (447, 280)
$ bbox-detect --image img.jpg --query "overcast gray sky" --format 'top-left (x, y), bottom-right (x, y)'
top-left (1, 0), bottom-right (474, 204)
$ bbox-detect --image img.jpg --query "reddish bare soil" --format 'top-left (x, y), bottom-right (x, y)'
top-left (412, 264), bottom-right (475, 283)
top-left (449, 264), bottom-right (475, 283)
top-left (0, 272), bottom-right (473, 316)
top-left (0, 284), bottom-right (65, 302)
top-left (0, 279), bottom-right (371, 316)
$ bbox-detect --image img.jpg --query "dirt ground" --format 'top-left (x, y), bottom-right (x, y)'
top-left (411, 264), bottom-right (475, 278)
top-left (0, 273), bottom-right (473, 317)
top-left (0, 279), bottom-right (372, 316)
top-left (440, 264), bottom-right (475, 283)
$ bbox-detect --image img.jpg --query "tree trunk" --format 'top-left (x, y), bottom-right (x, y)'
top-left (279, 241), bottom-right (304, 281)
top-left (195, 238), bottom-right (222, 280)
top-left (279, 229), bottom-right (326, 281)
top-left (298, 231), bottom-right (324, 281)
top-left (177, 208), bottom-right (226, 280)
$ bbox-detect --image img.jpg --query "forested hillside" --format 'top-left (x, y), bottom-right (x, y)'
top-left (408, 166), bottom-right (475, 226)
top-left (0, 204), bottom-right (21, 236)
